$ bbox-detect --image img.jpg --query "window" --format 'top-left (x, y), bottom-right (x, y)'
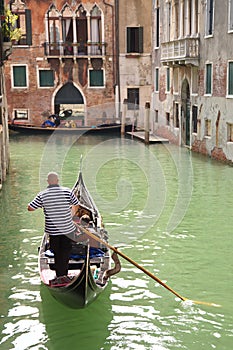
top-left (76, 5), bottom-right (88, 55)
top-left (62, 5), bottom-right (74, 55)
top-left (173, 68), bottom-right (178, 94)
top-left (155, 7), bottom-right (160, 48)
top-left (205, 119), bottom-right (211, 136)
top-left (205, 63), bottom-right (212, 94)
top-left (166, 112), bottom-right (170, 126)
top-left (127, 27), bottom-right (143, 54)
top-left (227, 123), bottom-right (233, 141)
top-left (155, 68), bottom-right (159, 92)
top-left (11, 1), bottom-right (32, 46)
top-left (192, 105), bottom-right (198, 133)
top-left (191, 67), bottom-right (198, 94)
top-left (39, 70), bottom-right (54, 87)
top-left (229, 0), bottom-right (233, 31)
top-left (90, 5), bottom-right (102, 55)
top-left (89, 69), bottom-right (104, 87)
top-left (155, 110), bottom-right (158, 123)
top-left (228, 61), bottom-right (233, 95)
top-left (12, 65), bottom-right (27, 87)
top-left (14, 109), bottom-right (28, 120)
top-left (206, 0), bottom-right (214, 36)
top-left (127, 88), bottom-right (139, 110)
top-left (174, 103), bottom-right (179, 128)
top-left (166, 67), bottom-right (170, 92)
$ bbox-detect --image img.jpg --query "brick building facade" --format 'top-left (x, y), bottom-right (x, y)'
top-left (5, 0), bottom-right (116, 126)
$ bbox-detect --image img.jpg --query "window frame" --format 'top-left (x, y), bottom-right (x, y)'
top-left (88, 68), bottom-right (105, 88)
top-left (38, 68), bottom-right (55, 88)
top-left (227, 122), bottom-right (233, 141)
top-left (228, 0), bottom-right (233, 32)
top-left (12, 64), bottom-right (28, 88)
top-left (127, 88), bottom-right (139, 110)
top-left (154, 68), bottom-right (159, 92)
top-left (126, 26), bottom-right (143, 54)
top-left (205, 0), bottom-right (214, 37)
top-left (166, 67), bottom-right (170, 93)
top-left (192, 105), bottom-right (198, 134)
top-left (205, 63), bottom-right (212, 95)
top-left (13, 109), bottom-right (29, 120)
top-left (227, 61), bottom-right (233, 97)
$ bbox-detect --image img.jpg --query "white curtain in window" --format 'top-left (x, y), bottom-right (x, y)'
top-left (91, 19), bottom-right (100, 54)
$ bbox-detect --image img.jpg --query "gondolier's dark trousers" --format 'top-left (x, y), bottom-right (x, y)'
top-left (49, 235), bottom-right (72, 277)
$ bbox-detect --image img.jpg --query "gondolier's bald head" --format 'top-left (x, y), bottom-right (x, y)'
top-left (47, 172), bottom-right (59, 185)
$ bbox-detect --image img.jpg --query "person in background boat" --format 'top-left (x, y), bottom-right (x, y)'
top-left (27, 172), bottom-right (80, 284)
top-left (41, 115), bottom-right (56, 128)
top-left (53, 114), bottom-right (60, 127)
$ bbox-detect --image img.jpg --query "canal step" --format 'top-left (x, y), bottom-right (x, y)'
top-left (126, 130), bottom-right (169, 144)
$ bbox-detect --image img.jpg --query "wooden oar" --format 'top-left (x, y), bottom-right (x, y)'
top-left (77, 225), bottom-right (221, 308)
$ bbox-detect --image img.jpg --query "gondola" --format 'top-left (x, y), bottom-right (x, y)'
top-left (38, 170), bottom-right (120, 309)
top-left (9, 122), bottom-right (133, 135)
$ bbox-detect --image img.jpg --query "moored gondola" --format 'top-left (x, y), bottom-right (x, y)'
top-left (38, 170), bottom-right (120, 309)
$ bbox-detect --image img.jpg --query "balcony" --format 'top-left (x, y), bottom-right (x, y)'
top-left (43, 41), bottom-right (107, 58)
top-left (161, 37), bottom-right (200, 67)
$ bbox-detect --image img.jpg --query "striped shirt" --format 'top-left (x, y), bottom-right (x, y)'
top-left (29, 184), bottom-right (79, 235)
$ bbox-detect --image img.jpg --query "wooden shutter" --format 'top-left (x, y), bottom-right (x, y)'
top-left (138, 27), bottom-right (143, 53)
top-left (127, 27), bottom-right (131, 53)
top-left (25, 9), bottom-right (32, 46)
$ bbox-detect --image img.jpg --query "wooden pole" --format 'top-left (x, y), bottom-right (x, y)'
top-left (121, 99), bottom-right (127, 135)
top-left (145, 101), bottom-right (150, 145)
top-left (76, 224), bottom-right (221, 308)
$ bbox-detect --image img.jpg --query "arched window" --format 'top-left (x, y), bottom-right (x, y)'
top-left (76, 5), bottom-right (87, 55)
top-left (90, 5), bottom-right (102, 55)
top-left (47, 5), bottom-right (60, 55)
top-left (61, 5), bottom-right (74, 55)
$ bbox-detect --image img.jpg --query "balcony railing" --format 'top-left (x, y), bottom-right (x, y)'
top-left (43, 41), bottom-right (107, 57)
top-left (161, 37), bottom-right (200, 66)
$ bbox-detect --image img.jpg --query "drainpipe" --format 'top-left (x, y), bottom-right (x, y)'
top-left (103, 0), bottom-right (120, 119)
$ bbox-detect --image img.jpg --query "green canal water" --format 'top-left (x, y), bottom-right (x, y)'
top-left (0, 132), bottom-right (232, 350)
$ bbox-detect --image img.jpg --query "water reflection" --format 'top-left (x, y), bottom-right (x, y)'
top-left (0, 134), bottom-right (233, 349)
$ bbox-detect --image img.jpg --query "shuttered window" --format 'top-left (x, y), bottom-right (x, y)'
top-left (89, 69), bottom-right (104, 87)
top-left (205, 64), bottom-right (212, 94)
top-left (127, 88), bottom-right (139, 110)
top-left (127, 27), bottom-right (143, 53)
top-left (206, 0), bottom-right (214, 36)
top-left (230, 0), bottom-right (233, 31)
top-left (155, 68), bottom-right (159, 92)
top-left (13, 9), bottom-right (32, 46)
top-left (13, 66), bottom-right (27, 87)
top-left (228, 62), bottom-right (233, 95)
top-left (39, 70), bottom-right (54, 87)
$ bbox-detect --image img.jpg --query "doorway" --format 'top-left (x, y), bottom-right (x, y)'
top-left (181, 79), bottom-right (191, 146)
top-left (54, 82), bottom-right (85, 125)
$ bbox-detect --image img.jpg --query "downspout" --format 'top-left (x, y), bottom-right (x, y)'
top-left (103, 0), bottom-right (120, 117)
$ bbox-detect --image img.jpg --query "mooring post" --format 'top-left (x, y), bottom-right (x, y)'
top-left (121, 99), bottom-right (127, 135)
top-left (145, 101), bottom-right (150, 145)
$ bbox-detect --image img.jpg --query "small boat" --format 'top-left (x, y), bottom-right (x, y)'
top-left (38, 170), bottom-right (120, 309)
top-left (9, 122), bottom-right (133, 135)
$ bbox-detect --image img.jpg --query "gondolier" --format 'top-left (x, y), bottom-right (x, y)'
top-left (28, 172), bottom-right (79, 284)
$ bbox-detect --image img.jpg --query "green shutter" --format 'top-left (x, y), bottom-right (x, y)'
top-left (39, 70), bottom-right (54, 87)
top-left (138, 27), bottom-right (143, 53)
top-left (13, 66), bottom-right (26, 87)
top-left (229, 62), bottom-right (233, 95)
top-left (25, 9), bottom-right (32, 46)
top-left (90, 70), bottom-right (103, 87)
top-left (127, 27), bottom-right (131, 53)
top-left (206, 64), bottom-right (212, 94)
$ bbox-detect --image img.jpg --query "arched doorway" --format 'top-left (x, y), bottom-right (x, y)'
top-left (181, 79), bottom-right (191, 146)
top-left (54, 82), bottom-right (85, 125)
